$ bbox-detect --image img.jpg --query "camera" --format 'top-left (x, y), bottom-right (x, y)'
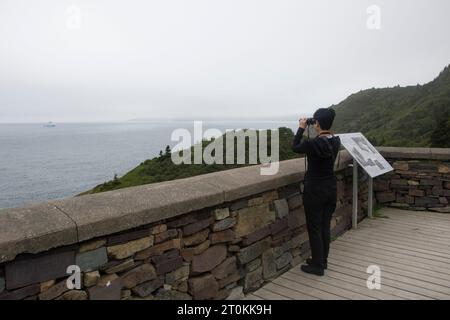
top-left (306, 118), bottom-right (316, 126)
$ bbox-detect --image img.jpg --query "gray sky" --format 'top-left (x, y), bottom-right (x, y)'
top-left (0, 0), bottom-right (449, 123)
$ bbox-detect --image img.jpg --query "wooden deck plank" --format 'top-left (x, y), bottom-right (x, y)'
top-left (251, 288), bottom-right (290, 300)
top-left (364, 213), bottom-right (450, 228)
top-left (358, 225), bottom-right (450, 241)
top-left (327, 255), bottom-right (450, 299)
top-left (281, 272), bottom-right (375, 300)
top-left (262, 281), bottom-right (319, 300)
top-left (304, 266), bottom-right (420, 300)
top-left (354, 228), bottom-right (450, 250)
top-left (356, 220), bottom-right (450, 244)
top-left (356, 221), bottom-right (450, 246)
top-left (333, 236), bottom-right (450, 265)
top-left (380, 207), bottom-right (450, 220)
top-left (326, 259), bottom-right (445, 300)
top-left (325, 262), bottom-right (434, 300)
top-left (330, 243), bottom-right (450, 279)
top-left (365, 215), bottom-right (450, 230)
top-left (382, 208), bottom-right (450, 221)
top-left (335, 236), bottom-right (450, 266)
top-left (274, 274), bottom-right (347, 300)
top-left (379, 211), bottom-right (450, 224)
top-left (288, 268), bottom-right (402, 300)
top-left (364, 216), bottom-right (450, 233)
top-left (333, 237), bottom-right (450, 269)
top-left (340, 231), bottom-right (450, 257)
top-left (247, 208), bottom-right (450, 300)
top-left (329, 247), bottom-right (450, 286)
top-left (244, 294), bottom-right (263, 300)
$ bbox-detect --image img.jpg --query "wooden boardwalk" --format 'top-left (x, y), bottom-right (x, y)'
top-left (246, 208), bottom-right (450, 300)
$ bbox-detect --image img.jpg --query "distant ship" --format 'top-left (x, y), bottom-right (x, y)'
top-left (44, 121), bottom-right (56, 127)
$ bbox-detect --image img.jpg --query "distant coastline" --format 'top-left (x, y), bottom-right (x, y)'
top-left (127, 116), bottom-right (300, 123)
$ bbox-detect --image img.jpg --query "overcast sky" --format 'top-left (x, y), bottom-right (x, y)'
top-left (0, 0), bottom-right (449, 123)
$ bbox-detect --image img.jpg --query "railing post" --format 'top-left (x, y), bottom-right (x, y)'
top-left (352, 159), bottom-right (358, 229)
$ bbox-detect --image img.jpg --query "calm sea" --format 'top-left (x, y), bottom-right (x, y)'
top-left (0, 121), bottom-right (296, 209)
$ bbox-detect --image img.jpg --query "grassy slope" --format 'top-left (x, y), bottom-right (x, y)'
top-left (332, 65), bottom-right (450, 147)
top-left (84, 65), bottom-right (450, 194)
top-left (83, 127), bottom-right (300, 194)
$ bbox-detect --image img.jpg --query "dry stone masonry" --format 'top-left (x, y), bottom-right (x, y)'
top-left (0, 147), bottom-right (447, 300)
top-left (373, 148), bottom-right (450, 213)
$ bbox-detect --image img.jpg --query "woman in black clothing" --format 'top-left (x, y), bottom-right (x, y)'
top-left (292, 108), bottom-right (341, 276)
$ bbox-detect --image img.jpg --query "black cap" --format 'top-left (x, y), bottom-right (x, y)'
top-left (313, 108), bottom-right (336, 130)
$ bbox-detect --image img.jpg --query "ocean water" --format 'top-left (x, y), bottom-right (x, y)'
top-left (0, 121), bottom-right (296, 209)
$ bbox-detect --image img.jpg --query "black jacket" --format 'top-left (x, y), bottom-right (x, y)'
top-left (292, 127), bottom-right (341, 180)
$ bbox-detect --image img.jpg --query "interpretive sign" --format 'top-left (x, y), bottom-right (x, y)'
top-left (337, 132), bottom-right (393, 178)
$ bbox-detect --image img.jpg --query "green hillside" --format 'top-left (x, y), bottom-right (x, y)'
top-left (84, 65), bottom-right (450, 194)
top-left (82, 127), bottom-right (300, 194)
top-left (331, 65), bottom-right (450, 147)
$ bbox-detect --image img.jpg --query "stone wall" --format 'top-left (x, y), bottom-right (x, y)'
top-left (374, 147), bottom-right (450, 213)
top-left (0, 178), bottom-right (358, 300)
top-left (3, 147), bottom-right (446, 300)
top-left (0, 149), bottom-right (365, 300)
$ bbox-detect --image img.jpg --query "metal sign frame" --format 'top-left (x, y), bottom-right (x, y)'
top-left (337, 133), bottom-right (393, 228)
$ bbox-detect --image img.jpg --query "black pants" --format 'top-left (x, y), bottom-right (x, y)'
top-left (303, 176), bottom-right (337, 269)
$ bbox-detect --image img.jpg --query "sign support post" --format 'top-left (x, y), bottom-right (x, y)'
top-left (352, 158), bottom-right (358, 229)
top-left (368, 176), bottom-right (373, 218)
top-left (337, 133), bottom-right (393, 229)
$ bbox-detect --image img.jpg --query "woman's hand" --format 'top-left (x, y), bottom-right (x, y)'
top-left (299, 118), bottom-right (307, 129)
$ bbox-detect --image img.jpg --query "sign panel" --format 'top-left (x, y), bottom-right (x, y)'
top-left (337, 132), bottom-right (393, 178)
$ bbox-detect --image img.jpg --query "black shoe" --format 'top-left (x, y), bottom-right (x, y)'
top-left (306, 258), bottom-right (327, 269)
top-left (301, 264), bottom-right (324, 276)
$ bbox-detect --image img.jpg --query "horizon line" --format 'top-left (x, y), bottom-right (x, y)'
top-left (0, 117), bottom-right (302, 125)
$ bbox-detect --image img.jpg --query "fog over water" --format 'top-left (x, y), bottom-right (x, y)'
top-left (0, 121), bottom-right (296, 209)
